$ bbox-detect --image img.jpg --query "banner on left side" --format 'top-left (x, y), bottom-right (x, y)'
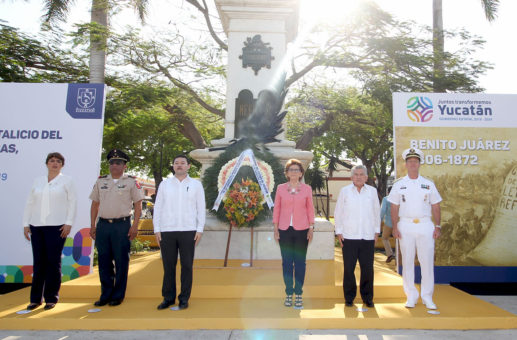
top-left (0, 83), bottom-right (106, 283)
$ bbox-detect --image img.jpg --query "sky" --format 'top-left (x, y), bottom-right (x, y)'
top-left (1, 0), bottom-right (516, 94)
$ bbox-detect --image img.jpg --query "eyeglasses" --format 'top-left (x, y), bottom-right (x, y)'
top-left (109, 160), bottom-right (125, 165)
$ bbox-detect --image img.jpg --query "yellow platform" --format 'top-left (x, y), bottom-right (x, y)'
top-left (0, 250), bottom-right (516, 330)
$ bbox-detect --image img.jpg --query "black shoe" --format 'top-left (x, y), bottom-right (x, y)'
top-left (94, 299), bottom-right (109, 307)
top-left (178, 302), bottom-right (189, 310)
top-left (345, 301), bottom-right (354, 307)
top-left (108, 299), bottom-right (123, 306)
top-left (386, 255), bottom-right (395, 263)
top-left (26, 303), bottom-right (41, 310)
top-left (44, 303), bottom-right (56, 310)
top-left (365, 301), bottom-right (375, 308)
top-left (157, 300), bottom-right (174, 310)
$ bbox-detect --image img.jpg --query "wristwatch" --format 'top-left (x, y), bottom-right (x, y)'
top-left (435, 225), bottom-right (441, 229)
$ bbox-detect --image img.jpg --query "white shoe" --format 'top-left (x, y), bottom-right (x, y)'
top-left (405, 301), bottom-right (416, 308)
top-left (424, 301), bottom-right (437, 310)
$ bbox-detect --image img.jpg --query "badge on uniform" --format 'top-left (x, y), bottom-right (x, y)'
top-left (135, 181), bottom-right (141, 189)
top-left (421, 184), bottom-right (430, 190)
top-left (402, 194), bottom-right (406, 202)
top-left (117, 184), bottom-right (126, 189)
top-left (101, 184), bottom-right (108, 189)
top-left (401, 186), bottom-right (407, 190)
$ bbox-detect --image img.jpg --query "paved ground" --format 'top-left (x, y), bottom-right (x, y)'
top-left (0, 296), bottom-right (515, 340)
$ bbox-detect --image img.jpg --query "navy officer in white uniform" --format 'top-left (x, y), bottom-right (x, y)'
top-left (388, 148), bottom-right (442, 310)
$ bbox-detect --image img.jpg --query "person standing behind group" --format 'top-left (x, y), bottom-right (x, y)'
top-left (334, 165), bottom-right (380, 308)
top-left (273, 159), bottom-right (315, 309)
top-left (380, 187), bottom-right (395, 263)
top-left (154, 155), bottom-right (205, 311)
top-left (89, 149), bottom-right (144, 307)
top-left (23, 152), bottom-right (77, 311)
top-left (388, 148), bottom-right (442, 310)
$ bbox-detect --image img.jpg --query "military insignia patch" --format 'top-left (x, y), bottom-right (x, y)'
top-left (421, 184), bottom-right (430, 190)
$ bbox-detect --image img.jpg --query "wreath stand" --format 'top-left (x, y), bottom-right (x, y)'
top-left (223, 225), bottom-right (254, 267)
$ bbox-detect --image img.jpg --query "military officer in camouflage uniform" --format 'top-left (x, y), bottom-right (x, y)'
top-left (89, 149), bottom-right (144, 307)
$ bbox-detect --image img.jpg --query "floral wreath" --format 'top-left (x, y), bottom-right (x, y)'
top-left (223, 178), bottom-right (264, 228)
top-left (218, 156), bottom-right (275, 193)
top-left (202, 145), bottom-right (285, 227)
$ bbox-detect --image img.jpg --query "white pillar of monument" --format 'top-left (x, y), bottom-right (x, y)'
top-left (190, 0), bottom-right (313, 175)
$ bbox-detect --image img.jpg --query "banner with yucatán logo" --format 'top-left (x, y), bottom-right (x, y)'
top-left (393, 93), bottom-right (517, 283)
top-left (0, 83), bottom-right (105, 283)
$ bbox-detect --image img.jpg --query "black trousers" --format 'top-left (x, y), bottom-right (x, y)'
top-left (29, 225), bottom-right (66, 304)
top-left (279, 226), bottom-right (309, 295)
top-left (95, 219), bottom-right (131, 302)
top-left (160, 231), bottom-right (196, 304)
top-left (342, 238), bottom-right (375, 303)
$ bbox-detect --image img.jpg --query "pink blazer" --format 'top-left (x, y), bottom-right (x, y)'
top-left (273, 183), bottom-right (315, 230)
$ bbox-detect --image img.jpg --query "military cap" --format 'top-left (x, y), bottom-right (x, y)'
top-left (402, 148), bottom-right (423, 161)
top-left (107, 149), bottom-right (129, 163)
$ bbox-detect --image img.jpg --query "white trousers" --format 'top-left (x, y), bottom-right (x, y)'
top-left (398, 220), bottom-right (435, 304)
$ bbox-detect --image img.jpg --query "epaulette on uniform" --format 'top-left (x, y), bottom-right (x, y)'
top-left (98, 175), bottom-right (107, 179)
top-left (128, 175), bottom-right (136, 179)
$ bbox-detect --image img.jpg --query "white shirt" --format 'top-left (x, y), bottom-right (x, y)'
top-left (387, 175), bottom-right (442, 218)
top-left (153, 175), bottom-right (206, 233)
top-left (334, 183), bottom-right (381, 240)
top-left (23, 173), bottom-right (77, 227)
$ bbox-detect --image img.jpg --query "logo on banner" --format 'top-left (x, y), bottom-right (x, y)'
top-left (66, 83), bottom-right (104, 119)
top-left (77, 88), bottom-right (96, 108)
top-left (407, 96), bottom-right (433, 122)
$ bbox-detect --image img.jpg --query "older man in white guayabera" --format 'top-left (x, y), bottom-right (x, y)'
top-left (335, 165), bottom-right (380, 308)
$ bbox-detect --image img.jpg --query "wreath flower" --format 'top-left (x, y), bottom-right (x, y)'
top-left (223, 178), bottom-right (264, 228)
top-left (218, 156), bottom-right (275, 193)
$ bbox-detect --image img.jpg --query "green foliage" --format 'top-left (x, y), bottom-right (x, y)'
top-left (101, 82), bottom-right (223, 185)
top-left (305, 162), bottom-right (326, 192)
top-left (0, 23), bottom-right (88, 82)
top-left (130, 238), bottom-right (151, 254)
top-left (288, 85), bottom-right (393, 196)
top-left (202, 145), bottom-right (285, 227)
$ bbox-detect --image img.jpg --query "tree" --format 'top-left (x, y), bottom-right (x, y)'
top-left (115, 1), bottom-right (490, 150)
top-left (109, 2), bottom-right (408, 146)
top-left (433, 0), bottom-right (499, 92)
top-left (42, 0), bottom-right (149, 83)
top-left (0, 23), bottom-right (88, 82)
top-left (102, 81), bottom-right (224, 191)
top-left (286, 16), bottom-right (491, 197)
top-left (288, 85), bottom-right (393, 198)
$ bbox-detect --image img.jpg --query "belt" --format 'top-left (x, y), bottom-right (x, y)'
top-left (99, 216), bottom-right (130, 223)
top-left (399, 217), bottom-right (432, 224)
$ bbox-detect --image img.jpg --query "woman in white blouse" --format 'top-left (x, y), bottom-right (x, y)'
top-left (23, 152), bottom-right (77, 311)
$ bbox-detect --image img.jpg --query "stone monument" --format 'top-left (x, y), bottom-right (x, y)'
top-left (191, 0), bottom-right (334, 261)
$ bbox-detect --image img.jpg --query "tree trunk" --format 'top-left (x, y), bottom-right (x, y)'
top-left (89, 0), bottom-right (108, 83)
top-left (164, 104), bottom-right (208, 149)
top-left (295, 113), bottom-right (334, 150)
top-left (432, 0), bottom-right (445, 92)
top-left (152, 167), bottom-right (163, 199)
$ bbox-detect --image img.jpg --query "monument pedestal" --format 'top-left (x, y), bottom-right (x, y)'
top-left (195, 216), bottom-right (335, 260)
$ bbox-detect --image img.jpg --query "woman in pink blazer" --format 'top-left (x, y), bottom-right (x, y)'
top-left (273, 159), bottom-right (315, 309)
